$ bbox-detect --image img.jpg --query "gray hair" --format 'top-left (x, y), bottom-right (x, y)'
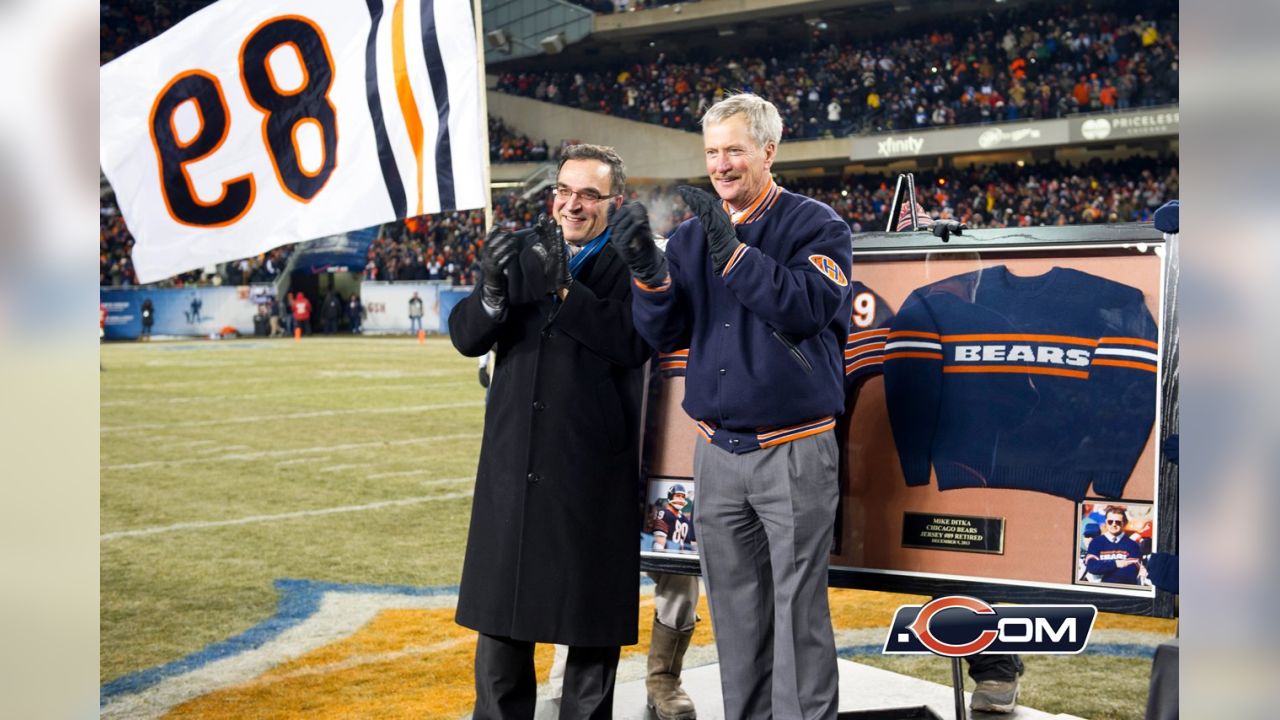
top-left (557, 144), bottom-right (627, 196)
top-left (700, 93), bottom-right (783, 149)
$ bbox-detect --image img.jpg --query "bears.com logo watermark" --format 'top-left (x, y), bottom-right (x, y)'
top-left (883, 596), bottom-right (1098, 657)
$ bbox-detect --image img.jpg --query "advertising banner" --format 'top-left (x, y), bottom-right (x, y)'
top-left (849, 118), bottom-right (1070, 161)
top-left (1069, 108), bottom-right (1180, 143)
top-left (359, 281), bottom-right (440, 334)
top-left (100, 285), bottom-right (269, 339)
top-left (437, 287), bottom-right (474, 333)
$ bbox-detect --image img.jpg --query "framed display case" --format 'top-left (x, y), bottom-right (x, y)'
top-left (639, 224), bottom-right (1178, 618)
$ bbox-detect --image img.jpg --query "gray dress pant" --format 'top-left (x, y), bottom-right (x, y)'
top-left (694, 430), bottom-right (840, 720)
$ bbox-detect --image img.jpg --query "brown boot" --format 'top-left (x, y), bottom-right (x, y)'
top-left (646, 616), bottom-right (697, 720)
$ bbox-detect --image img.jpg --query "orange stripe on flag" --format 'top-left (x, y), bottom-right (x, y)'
top-left (391, 0), bottom-right (425, 216)
top-left (1092, 358), bottom-right (1157, 372)
top-left (944, 365), bottom-right (1090, 379)
top-left (940, 333), bottom-right (1099, 346)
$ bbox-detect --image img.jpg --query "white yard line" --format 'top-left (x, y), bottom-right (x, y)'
top-left (101, 383), bottom-right (476, 407)
top-left (101, 401), bottom-right (483, 433)
top-left (274, 457), bottom-right (322, 467)
top-left (101, 490), bottom-right (474, 542)
top-left (367, 469), bottom-right (431, 479)
top-left (103, 433), bottom-right (481, 471)
top-left (101, 384), bottom-right (440, 407)
top-left (102, 368), bottom-right (463, 393)
top-left (421, 477), bottom-right (474, 487)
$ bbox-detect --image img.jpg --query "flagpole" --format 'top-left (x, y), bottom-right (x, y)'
top-left (473, 0), bottom-right (493, 234)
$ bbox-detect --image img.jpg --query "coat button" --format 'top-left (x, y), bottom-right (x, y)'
top-left (533, 400), bottom-right (546, 411)
top-left (730, 438), bottom-right (740, 446)
top-left (527, 472), bottom-right (540, 483)
top-left (719, 368), bottom-right (727, 375)
top-left (724, 322), bottom-right (730, 328)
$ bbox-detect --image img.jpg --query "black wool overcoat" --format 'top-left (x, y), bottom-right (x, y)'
top-left (449, 232), bottom-right (651, 646)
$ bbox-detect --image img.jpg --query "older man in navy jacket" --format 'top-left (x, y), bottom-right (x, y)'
top-left (611, 93), bottom-right (852, 720)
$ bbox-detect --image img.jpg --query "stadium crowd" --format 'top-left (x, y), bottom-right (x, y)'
top-left (349, 154), bottom-right (1180, 290)
top-left (101, 154), bottom-right (1175, 287)
top-left (489, 117), bottom-right (552, 164)
top-left (566, 0), bottom-right (692, 13)
top-left (101, 194), bottom-right (296, 287)
top-left (798, 155), bottom-right (1177, 231)
top-left (496, 1), bottom-right (1177, 139)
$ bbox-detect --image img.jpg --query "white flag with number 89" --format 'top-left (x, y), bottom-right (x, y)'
top-left (100, 0), bottom-right (485, 284)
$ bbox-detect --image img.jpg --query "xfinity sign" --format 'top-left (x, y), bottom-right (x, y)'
top-left (883, 596), bottom-right (1097, 656)
top-left (876, 135), bottom-right (925, 157)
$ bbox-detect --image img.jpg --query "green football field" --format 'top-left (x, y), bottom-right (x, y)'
top-left (101, 335), bottom-right (1172, 719)
top-left (101, 337), bottom-right (486, 682)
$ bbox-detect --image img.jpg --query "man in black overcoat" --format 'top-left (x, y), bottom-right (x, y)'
top-left (449, 144), bottom-right (651, 720)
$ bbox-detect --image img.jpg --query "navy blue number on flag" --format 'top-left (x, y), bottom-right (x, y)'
top-left (149, 71), bottom-right (255, 227)
top-left (240, 16), bottom-right (339, 203)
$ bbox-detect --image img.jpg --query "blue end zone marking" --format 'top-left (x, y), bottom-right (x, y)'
top-left (100, 578), bottom-right (460, 706)
top-left (838, 642), bottom-right (1156, 659)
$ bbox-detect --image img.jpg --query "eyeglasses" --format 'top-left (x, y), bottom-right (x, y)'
top-left (553, 185), bottom-right (617, 206)
top-left (1105, 519), bottom-right (1125, 526)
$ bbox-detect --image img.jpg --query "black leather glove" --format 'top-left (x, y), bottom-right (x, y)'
top-left (480, 227), bottom-right (519, 312)
top-left (678, 185), bottom-right (741, 275)
top-left (532, 214), bottom-right (573, 296)
top-left (551, 230), bottom-right (573, 296)
top-left (607, 203), bottom-right (668, 288)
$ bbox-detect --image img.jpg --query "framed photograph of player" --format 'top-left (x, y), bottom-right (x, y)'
top-left (638, 348), bottom-right (705, 575)
top-left (1075, 500), bottom-right (1155, 589)
top-left (826, 223), bottom-right (1177, 617)
top-left (642, 478), bottom-right (699, 558)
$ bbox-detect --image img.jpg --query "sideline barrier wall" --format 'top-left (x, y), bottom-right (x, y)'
top-left (100, 285), bottom-right (272, 340)
top-left (359, 282), bottom-right (441, 334)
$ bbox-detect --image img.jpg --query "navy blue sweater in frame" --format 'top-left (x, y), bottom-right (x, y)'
top-left (882, 265), bottom-right (1158, 501)
top-left (1084, 533), bottom-right (1143, 584)
top-left (631, 184), bottom-right (853, 453)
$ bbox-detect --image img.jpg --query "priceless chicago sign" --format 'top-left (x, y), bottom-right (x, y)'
top-left (1072, 109), bottom-right (1180, 142)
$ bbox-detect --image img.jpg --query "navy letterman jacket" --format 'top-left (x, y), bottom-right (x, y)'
top-left (631, 182), bottom-right (853, 454)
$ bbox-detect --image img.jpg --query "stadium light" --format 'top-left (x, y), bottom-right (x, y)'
top-left (540, 32), bottom-right (567, 55)
top-left (485, 29), bottom-right (511, 53)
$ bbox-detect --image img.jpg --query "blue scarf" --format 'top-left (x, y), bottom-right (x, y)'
top-left (568, 229), bottom-right (609, 279)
